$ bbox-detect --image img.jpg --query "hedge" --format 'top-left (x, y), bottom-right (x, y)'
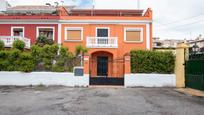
top-left (130, 50), bottom-right (175, 74)
top-left (0, 44), bottom-right (78, 72)
top-left (0, 40), bottom-right (4, 51)
top-left (0, 49), bottom-right (34, 72)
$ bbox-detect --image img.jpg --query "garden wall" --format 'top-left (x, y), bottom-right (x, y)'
top-left (0, 72), bottom-right (89, 87)
top-left (125, 74), bottom-right (176, 87)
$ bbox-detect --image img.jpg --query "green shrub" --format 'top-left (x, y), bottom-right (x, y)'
top-left (0, 49), bottom-right (34, 72)
top-left (41, 44), bottom-right (58, 70)
top-left (36, 35), bottom-right (54, 46)
top-left (18, 52), bottom-right (34, 72)
top-left (7, 49), bottom-right (21, 71)
top-left (13, 39), bottom-right (25, 50)
top-left (0, 44), bottom-right (76, 72)
top-left (131, 50), bottom-right (175, 74)
top-left (52, 46), bottom-right (74, 72)
top-left (31, 45), bottom-right (42, 69)
top-left (0, 40), bottom-right (4, 50)
top-left (0, 50), bottom-right (9, 70)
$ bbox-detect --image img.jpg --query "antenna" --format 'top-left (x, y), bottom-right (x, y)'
top-left (137, 0), bottom-right (140, 9)
top-left (61, 0), bottom-right (64, 6)
top-left (45, 3), bottom-right (51, 6)
top-left (91, 0), bottom-right (95, 16)
top-left (92, 0), bottom-right (95, 9)
top-left (54, 2), bottom-right (59, 7)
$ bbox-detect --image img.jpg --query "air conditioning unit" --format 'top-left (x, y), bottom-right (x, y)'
top-left (73, 66), bottom-right (84, 76)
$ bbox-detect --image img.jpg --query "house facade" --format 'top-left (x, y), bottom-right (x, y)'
top-left (0, 5), bottom-right (153, 79)
top-left (59, 8), bottom-right (153, 78)
top-left (0, 6), bottom-right (60, 46)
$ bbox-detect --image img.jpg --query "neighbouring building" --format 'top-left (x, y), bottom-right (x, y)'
top-left (0, 0), bottom-right (10, 12)
top-left (153, 37), bottom-right (183, 54)
top-left (0, 5), bottom-right (60, 47)
top-left (0, 4), bottom-right (153, 81)
top-left (187, 35), bottom-right (204, 52)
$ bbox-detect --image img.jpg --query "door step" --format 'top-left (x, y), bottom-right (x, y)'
top-left (90, 77), bottom-right (124, 86)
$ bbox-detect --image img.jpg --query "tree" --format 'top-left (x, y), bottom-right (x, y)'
top-left (75, 45), bottom-right (88, 66)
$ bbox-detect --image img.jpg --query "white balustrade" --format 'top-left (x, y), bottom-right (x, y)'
top-left (86, 37), bottom-right (118, 48)
top-left (0, 36), bottom-right (31, 48)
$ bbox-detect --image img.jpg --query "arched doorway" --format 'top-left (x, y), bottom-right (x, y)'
top-left (90, 51), bottom-right (113, 77)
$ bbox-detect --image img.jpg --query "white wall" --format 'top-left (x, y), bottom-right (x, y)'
top-left (125, 74), bottom-right (176, 87)
top-left (0, 72), bottom-right (89, 87)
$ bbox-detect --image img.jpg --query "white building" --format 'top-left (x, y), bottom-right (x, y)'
top-left (187, 35), bottom-right (204, 52)
top-left (0, 0), bottom-right (10, 12)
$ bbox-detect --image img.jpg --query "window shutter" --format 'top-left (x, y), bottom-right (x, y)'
top-left (67, 30), bottom-right (81, 40)
top-left (126, 30), bottom-right (141, 42)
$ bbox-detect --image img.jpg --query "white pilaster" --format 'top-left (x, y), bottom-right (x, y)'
top-left (146, 23), bottom-right (150, 50)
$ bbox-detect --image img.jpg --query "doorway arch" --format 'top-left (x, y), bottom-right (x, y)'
top-left (90, 51), bottom-right (113, 77)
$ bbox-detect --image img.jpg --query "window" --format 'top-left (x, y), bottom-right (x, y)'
top-left (124, 28), bottom-right (143, 42)
top-left (96, 28), bottom-right (109, 37)
top-left (37, 27), bottom-right (54, 40)
top-left (11, 27), bottom-right (24, 37)
top-left (65, 27), bottom-right (83, 41)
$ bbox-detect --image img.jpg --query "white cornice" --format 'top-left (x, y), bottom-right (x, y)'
top-left (0, 19), bottom-right (59, 24)
top-left (59, 20), bottom-right (152, 24)
top-left (0, 19), bottom-right (152, 24)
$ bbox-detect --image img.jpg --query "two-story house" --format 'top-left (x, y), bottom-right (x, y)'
top-left (59, 8), bottom-right (153, 79)
top-left (0, 5), bottom-right (153, 84)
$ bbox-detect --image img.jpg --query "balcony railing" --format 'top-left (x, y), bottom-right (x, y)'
top-left (0, 36), bottom-right (31, 48)
top-left (86, 37), bottom-right (118, 48)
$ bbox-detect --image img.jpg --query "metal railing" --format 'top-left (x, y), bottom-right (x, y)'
top-left (86, 37), bottom-right (118, 48)
top-left (0, 36), bottom-right (31, 48)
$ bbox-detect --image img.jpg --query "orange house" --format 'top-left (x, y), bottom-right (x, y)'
top-left (59, 8), bottom-right (153, 80)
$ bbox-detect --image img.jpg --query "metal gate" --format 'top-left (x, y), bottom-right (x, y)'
top-left (185, 54), bottom-right (204, 91)
top-left (90, 58), bottom-right (125, 85)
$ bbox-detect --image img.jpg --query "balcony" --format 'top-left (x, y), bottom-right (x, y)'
top-left (0, 36), bottom-right (31, 48)
top-left (86, 37), bottom-right (118, 48)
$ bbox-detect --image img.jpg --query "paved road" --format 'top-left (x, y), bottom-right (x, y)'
top-left (0, 86), bottom-right (203, 115)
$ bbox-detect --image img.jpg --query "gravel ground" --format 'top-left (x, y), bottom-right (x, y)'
top-left (0, 86), bottom-right (203, 115)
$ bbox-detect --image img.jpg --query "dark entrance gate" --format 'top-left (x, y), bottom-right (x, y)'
top-left (90, 55), bottom-right (124, 86)
top-left (185, 53), bottom-right (204, 91)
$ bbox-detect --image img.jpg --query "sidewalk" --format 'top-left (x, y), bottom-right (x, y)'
top-left (175, 88), bottom-right (204, 97)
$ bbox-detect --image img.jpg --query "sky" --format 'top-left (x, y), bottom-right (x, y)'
top-left (6, 0), bottom-right (204, 40)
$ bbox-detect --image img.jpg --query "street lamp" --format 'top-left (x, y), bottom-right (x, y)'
top-left (192, 43), bottom-right (199, 54)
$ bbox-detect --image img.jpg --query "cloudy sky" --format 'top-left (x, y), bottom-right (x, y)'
top-left (7, 0), bottom-right (204, 40)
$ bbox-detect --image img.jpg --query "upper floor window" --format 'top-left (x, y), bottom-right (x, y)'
top-left (37, 27), bottom-right (54, 40)
top-left (11, 27), bottom-right (24, 37)
top-left (124, 28), bottom-right (143, 43)
top-left (65, 27), bottom-right (83, 41)
top-left (96, 27), bottom-right (109, 37)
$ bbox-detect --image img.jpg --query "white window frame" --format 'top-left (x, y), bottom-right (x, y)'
top-left (95, 27), bottom-right (110, 38)
top-left (124, 27), bottom-right (143, 43)
top-left (64, 27), bottom-right (83, 42)
top-left (36, 26), bottom-right (55, 40)
top-left (11, 26), bottom-right (25, 37)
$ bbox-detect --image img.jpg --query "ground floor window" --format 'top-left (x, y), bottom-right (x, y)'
top-left (124, 28), bottom-right (143, 43)
top-left (11, 27), bottom-right (24, 37)
top-left (37, 27), bottom-right (54, 40)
